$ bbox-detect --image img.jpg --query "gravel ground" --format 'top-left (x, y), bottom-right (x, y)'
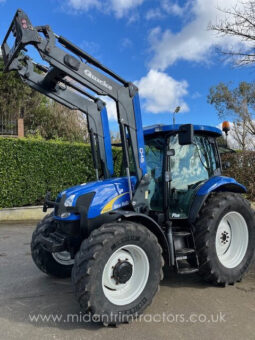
top-left (0, 223), bottom-right (254, 340)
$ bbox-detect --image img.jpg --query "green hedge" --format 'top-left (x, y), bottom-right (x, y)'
top-left (222, 151), bottom-right (255, 201)
top-left (1, 137), bottom-right (254, 209)
top-left (0, 138), bottom-right (122, 208)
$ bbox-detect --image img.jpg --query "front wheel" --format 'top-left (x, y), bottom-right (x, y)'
top-left (194, 192), bottom-right (255, 286)
top-left (72, 221), bottom-right (164, 325)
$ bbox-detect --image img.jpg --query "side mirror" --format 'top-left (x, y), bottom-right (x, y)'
top-left (178, 124), bottom-right (194, 145)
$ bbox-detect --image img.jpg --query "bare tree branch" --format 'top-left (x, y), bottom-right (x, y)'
top-left (209, 1), bottom-right (255, 66)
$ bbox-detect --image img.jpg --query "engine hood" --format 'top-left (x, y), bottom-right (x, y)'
top-left (56, 176), bottom-right (137, 220)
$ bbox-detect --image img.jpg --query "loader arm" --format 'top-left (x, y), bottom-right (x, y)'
top-left (1, 9), bottom-right (149, 212)
top-left (5, 54), bottom-right (114, 179)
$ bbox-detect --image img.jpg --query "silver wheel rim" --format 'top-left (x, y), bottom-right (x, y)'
top-left (216, 211), bottom-right (249, 268)
top-left (102, 245), bottom-right (150, 306)
top-left (52, 251), bottom-right (74, 266)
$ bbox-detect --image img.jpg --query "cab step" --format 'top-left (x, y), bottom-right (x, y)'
top-left (173, 231), bottom-right (191, 237)
top-left (178, 267), bottom-right (199, 275)
top-left (172, 227), bottom-right (199, 274)
top-left (176, 248), bottom-right (195, 257)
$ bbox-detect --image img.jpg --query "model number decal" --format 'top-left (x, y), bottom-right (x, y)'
top-left (139, 148), bottom-right (145, 163)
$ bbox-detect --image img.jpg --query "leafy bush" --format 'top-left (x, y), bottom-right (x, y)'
top-left (222, 151), bottom-right (255, 201)
top-left (0, 138), bottom-right (122, 208)
top-left (1, 137), bottom-right (253, 209)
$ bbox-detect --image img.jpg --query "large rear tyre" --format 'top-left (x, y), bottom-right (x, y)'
top-left (31, 213), bottom-right (74, 278)
top-left (72, 221), bottom-right (164, 325)
top-left (194, 192), bottom-right (255, 286)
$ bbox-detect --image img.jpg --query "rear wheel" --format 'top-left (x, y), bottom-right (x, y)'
top-left (31, 213), bottom-right (74, 278)
top-left (194, 192), bottom-right (255, 286)
top-left (72, 221), bottom-right (164, 325)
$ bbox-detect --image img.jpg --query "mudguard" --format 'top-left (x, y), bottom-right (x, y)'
top-left (189, 176), bottom-right (247, 223)
top-left (114, 210), bottom-right (172, 266)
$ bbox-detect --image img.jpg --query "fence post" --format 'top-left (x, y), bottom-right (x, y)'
top-left (18, 118), bottom-right (24, 137)
top-left (18, 107), bottom-right (24, 138)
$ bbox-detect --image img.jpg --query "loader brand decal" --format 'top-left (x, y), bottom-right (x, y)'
top-left (101, 192), bottom-right (130, 214)
top-left (84, 69), bottom-right (113, 91)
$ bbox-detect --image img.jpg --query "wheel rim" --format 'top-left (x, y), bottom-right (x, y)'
top-left (216, 211), bottom-right (249, 268)
top-left (102, 245), bottom-right (150, 306)
top-left (52, 251), bottom-right (74, 266)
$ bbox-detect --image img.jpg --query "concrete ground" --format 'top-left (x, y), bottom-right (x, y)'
top-left (0, 224), bottom-right (254, 340)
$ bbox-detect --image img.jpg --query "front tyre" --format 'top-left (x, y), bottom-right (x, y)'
top-left (31, 213), bottom-right (74, 278)
top-left (72, 221), bottom-right (164, 325)
top-left (194, 192), bottom-right (255, 286)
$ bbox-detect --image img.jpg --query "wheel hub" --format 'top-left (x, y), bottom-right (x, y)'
top-left (102, 245), bottom-right (150, 306)
top-left (220, 231), bottom-right (230, 244)
top-left (112, 259), bottom-right (133, 284)
top-left (52, 251), bottom-right (74, 265)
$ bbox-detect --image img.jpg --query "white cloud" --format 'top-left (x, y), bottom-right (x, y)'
top-left (68, 0), bottom-right (101, 11)
top-left (149, 0), bottom-right (251, 70)
top-left (110, 0), bottom-right (144, 18)
top-left (145, 1), bottom-right (191, 21)
top-left (101, 70), bottom-right (189, 118)
top-left (161, 0), bottom-right (191, 17)
top-left (135, 69), bottom-right (189, 114)
top-left (121, 38), bottom-right (133, 49)
top-left (145, 8), bottom-right (164, 20)
top-left (67, 0), bottom-right (145, 18)
top-left (102, 97), bottom-right (118, 121)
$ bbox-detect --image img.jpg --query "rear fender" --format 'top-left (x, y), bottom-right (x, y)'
top-left (189, 176), bottom-right (246, 223)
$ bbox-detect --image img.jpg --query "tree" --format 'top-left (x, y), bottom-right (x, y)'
top-left (25, 101), bottom-right (89, 142)
top-left (0, 56), bottom-right (88, 142)
top-left (209, 1), bottom-right (255, 66)
top-left (208, 81), bottom-right (255, 150)
top-left (0, 57), bottom-right (43, 125)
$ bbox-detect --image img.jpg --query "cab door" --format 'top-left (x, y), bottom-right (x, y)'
top-left (169, 134), bottom-right (219, 219)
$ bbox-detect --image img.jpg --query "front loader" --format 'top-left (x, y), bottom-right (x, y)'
top-left (2, 9), bottom-right (255, 325)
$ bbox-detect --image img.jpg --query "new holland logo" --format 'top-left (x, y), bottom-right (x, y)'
top-left (84, 69), bottom-right (113, 91)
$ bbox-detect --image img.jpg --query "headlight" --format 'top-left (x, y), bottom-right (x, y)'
top-left (64, 194), bottom-right (75, 207)
top-left (60, 212), bottom-right (71, 219)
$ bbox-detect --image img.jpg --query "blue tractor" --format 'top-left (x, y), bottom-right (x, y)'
top-left (2, 9), bottom-right (255, 325)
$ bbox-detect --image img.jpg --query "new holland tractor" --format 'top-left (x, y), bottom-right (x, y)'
top-left (2, 9), bottom-right (255, 325)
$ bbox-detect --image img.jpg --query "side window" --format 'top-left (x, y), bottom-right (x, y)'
top-left (170, 135), bottom-right (210, 191)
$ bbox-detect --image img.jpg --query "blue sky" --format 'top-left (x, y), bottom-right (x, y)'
top-left (0, 0), bottom-right (254, 132)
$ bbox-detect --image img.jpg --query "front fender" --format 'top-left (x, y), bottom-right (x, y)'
top-left (189, 176), bottom-right (246, 223)
top-left (114, 210), bottom-right (172, 266)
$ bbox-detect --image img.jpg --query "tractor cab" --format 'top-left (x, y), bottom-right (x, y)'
top-left (143, 124), bottom-right (222, 219)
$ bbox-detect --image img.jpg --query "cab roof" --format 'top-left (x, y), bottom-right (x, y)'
top-left (143, 124), bottom-right (222, 137)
